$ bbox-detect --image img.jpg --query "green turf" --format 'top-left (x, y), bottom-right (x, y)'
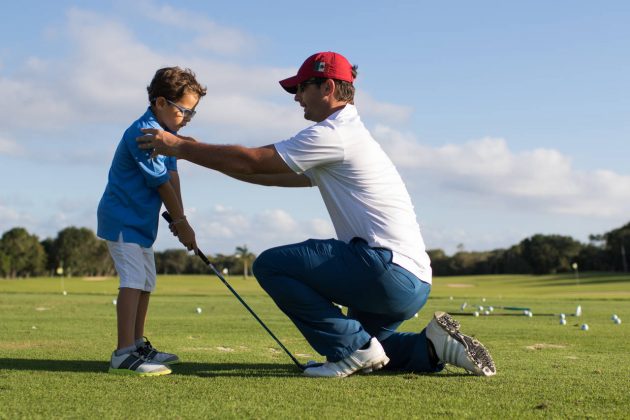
top-left (1, 273), bottom-right (629, 418)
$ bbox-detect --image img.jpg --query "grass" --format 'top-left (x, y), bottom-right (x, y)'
top-left (1, 272), bottom-right (629, 418)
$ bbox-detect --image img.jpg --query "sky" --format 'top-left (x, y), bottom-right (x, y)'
top-left (1, 0), bottom-right (628, 256)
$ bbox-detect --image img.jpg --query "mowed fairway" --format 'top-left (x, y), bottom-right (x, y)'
top-left (1, 272), bottom-right (629, 418)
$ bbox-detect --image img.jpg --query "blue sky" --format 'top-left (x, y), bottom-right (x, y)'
top-left (1, 0), bottom-right (628, 256)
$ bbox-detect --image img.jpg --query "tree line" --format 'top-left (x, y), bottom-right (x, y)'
top-left (0, 226), bottom-right (255, 278)
top-left (0, 221), bottom-right (628, 278)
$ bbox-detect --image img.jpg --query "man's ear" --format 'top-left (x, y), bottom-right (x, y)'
top-left (322, 79), bottom-right (336, 96)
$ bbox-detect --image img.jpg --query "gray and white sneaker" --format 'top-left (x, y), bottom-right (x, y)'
top-left (109, 351), bottom-right (171, 376)
top-left (303, 337), bottom-right (390, 378)
top-left (137, 337), bottom-right (180, 365)
top-left (426, 311), bottom-right (496, 376)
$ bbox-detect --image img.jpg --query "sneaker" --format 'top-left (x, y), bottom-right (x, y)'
top-left (137, 337), bottom-right (180, 365)
top-left (109, 350), bottom-right (171, 376)
top-left (426, 311), bottom-right (496, 376)
top-left (303, 337), bottom-right (390, 378)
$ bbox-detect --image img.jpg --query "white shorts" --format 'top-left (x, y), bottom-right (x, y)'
top-left (107, 236), bottom-right (157, 292)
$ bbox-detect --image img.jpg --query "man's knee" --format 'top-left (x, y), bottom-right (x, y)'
top-left (252, 248), bottom-right (276, 282)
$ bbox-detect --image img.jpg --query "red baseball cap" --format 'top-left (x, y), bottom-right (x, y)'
top-left (279, 51), bottom-right (355, 94)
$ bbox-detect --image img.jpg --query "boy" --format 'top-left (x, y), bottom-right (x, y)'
top-left (97, 67), bottom-right (206, 376)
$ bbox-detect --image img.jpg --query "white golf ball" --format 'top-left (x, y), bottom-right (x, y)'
top-left (449, 296), bottom-right (453, 301)
top-left (559, 313), bottom-right (566, 320)
top-left (482, 298), bottom-right (486, 302)
top-left (62, 291), bottom-right (67, 296)
top-left (611, 314), bottom-right (619, 321)
top-left (580, 323), bottom-right (589, 331)
top-left (527, 311), bottom-right (533, 318)
top-left (488, 306), bottom-right (494, 312)
top-left (614, 318), bottom-right (622, 325)
top-left (484, 310), bottom-right (490, 316)
top-left (560, 318), bottom-right (567, 325)
top-left (414, 313), bottom-right (418, 318)
top-left (112, 299), bottom-right (117, 305)
top-left (478, 306), bottom-right (484, 311)
top-left (473, 311), bottom-right (479, 317)
top-left (196, 307), bottom-right (202, 314)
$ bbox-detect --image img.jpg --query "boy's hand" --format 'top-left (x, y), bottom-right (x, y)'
top-left (171, 218), bottom-right (197, 252)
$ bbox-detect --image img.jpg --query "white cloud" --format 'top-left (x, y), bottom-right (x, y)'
top-left (0, 137), bottom-right (23, 156)
top-left (137, 1), bottom-right (256, 55)
top-left (373, 125), bottom-right (630, 218)
top-left (153, 205), bottom-right (334, 254)
top-left (355, 91), bottom-right (413, 124)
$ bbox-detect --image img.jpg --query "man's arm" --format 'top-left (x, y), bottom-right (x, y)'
top-left (137, 129), bottom-right (293, 176)
top-left (225, 172), bottom-right (312, 187)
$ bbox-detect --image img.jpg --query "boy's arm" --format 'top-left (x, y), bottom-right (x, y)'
top-left (157, 181), bottom-right (196, 251)
top-left (169, 170), bottom-right (184, 207)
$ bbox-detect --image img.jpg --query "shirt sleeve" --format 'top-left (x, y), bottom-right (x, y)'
top-left (123, 125), bottom-right (170, 189)
top-left (274, 124), bottom-right (344, 174)
top-left (165, 157), bottom-right (178, 172)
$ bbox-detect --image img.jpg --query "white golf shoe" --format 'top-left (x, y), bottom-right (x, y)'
top-left (303, 337), bottom-right (390, 378)
top-left (426, 311), bottom-right (496, 376)
top-left (137, 337), bottom-right (180, 365)
top-left (108, 351), bottom-right (171, 376)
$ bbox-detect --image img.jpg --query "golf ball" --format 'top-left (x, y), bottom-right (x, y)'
top-left (62, 291), bottom-right (67, 296)
top-left (527, 311), bottom-right (533, 318)
top-left (473, 311), bottom-right (479, 317)
top-left (112, 299), bottom-right (117, 305)
top-left (611, 314), bottom-right (619, 321)
top-left (560, 318), bottom-right (567, 325)
top-left (484, 310), bottom-right (490, 316)
top-left (614, 318), bottom-right (622, 325)
top-left (488, 306), bottom-right (494, 312)
top-left (559, 313), bottom-right (566, 320)
top-left (580, 323), bottom-right (589, 331)
top-left (414, 313), bottom-right (418, 318)
top-left (196, 307), bottom-right (202, 314)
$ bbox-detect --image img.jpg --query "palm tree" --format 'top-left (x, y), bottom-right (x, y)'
top-left (235, 245), bottom-right (254, 279)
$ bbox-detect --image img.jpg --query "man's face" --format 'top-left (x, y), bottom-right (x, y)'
top-left (294, 80), bottom-right (329, 123)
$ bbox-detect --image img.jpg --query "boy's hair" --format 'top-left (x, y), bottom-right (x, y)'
top-left (147, 67), bottom-right (207, 103)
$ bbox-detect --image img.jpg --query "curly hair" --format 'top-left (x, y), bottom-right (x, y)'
top-left (147, 67), bottom-right (207, 103)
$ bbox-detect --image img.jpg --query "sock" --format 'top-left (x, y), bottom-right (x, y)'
top-left (135, 338), bottom-right (145, 349)
top-left (360, 339), bottom-right (372, 350)
top-left (426, 339), bottom-right (439, 366)
top-left (115, 345), bottom-right (136, 357)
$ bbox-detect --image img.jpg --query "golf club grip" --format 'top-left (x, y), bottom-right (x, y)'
top-left (160, 211), bottom-right (305, 370)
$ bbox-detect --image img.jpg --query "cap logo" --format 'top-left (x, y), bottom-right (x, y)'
top-left (314, 61), bottom-right (326, 73)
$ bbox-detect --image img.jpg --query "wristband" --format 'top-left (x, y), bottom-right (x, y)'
top-left (170, 216), bottom-right (187, 226)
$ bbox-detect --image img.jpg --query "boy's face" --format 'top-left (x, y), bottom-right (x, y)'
top-left (154, 91), bottom-right (200, 132)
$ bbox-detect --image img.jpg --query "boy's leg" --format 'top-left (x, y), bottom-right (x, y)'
top-left (107, 239), bottom-right (171, 375)
top-left (117, 287), bottom-right (142, 350)
top-left (134, 291), bottom-right (150, 340)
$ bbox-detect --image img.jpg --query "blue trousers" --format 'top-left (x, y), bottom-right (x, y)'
top-left (252, 238), bottom-right (443, 372)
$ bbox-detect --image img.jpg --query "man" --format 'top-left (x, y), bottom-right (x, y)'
top-left (137, 51), bottom-right (496, 378)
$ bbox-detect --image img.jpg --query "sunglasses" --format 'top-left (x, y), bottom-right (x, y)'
top-left (166, 99), bottom-right (196, 119)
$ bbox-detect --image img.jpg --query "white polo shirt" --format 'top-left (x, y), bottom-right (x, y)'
top-left (274, 104), bottom-right (432, 283)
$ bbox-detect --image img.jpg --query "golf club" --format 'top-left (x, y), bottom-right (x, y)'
top-left (162, 212), bottom-right (308, 371)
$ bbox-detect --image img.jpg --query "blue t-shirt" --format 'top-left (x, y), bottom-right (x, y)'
top-left (97, 107), bottom-right (177, 247)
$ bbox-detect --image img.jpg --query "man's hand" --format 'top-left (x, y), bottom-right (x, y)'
top-left (137, 128), bottom-right (182, 158)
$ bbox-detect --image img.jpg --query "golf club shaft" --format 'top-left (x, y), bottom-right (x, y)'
top-left (162, 212), bottom-right (305, 370)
